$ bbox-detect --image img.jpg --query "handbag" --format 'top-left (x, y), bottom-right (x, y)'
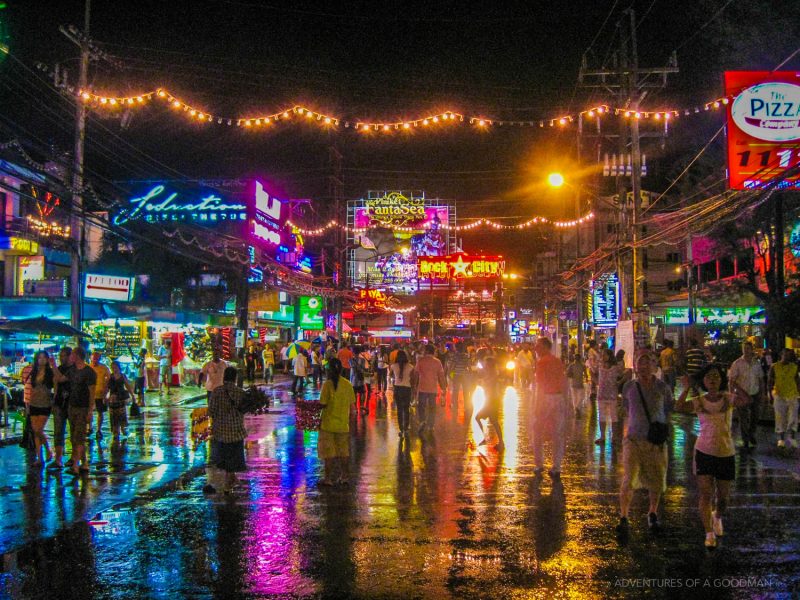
top-left (19, 411), bottom-right (35, 450)
top-left (635, 381), bottom-right (669, 446)
top-left (129, 402), bottom-right (142, 417)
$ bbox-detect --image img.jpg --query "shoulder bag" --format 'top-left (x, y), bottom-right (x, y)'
top-left (635, 381), bottom-right (669, 446)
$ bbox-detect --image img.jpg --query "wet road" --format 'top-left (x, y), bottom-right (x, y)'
top-left (1, 382), bottom-right (799, 599)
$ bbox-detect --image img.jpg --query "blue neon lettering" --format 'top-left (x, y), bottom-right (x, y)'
top-left (113, 185), bottom-right (247, 225)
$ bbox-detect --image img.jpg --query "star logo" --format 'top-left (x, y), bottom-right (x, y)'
top-left (450, 255), bottom-right (471, 277)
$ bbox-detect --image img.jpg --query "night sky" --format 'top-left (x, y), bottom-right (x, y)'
top-left (2, 0), bottom-right (799, 269)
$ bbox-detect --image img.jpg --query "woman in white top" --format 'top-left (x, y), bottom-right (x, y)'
top-left (676, 365), bottom-right (750, 549)
top-left (595, 348), bottom-right (622, 445)
top-left (390, 350), bottom-right (413, 437)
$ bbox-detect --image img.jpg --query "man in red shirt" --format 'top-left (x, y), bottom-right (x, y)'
top-left (337, 342), bottom-right (354, 380)
top-left (533, 337), bottom-right (569, 478)
top-left (413, 344), bottom-right (447, 434)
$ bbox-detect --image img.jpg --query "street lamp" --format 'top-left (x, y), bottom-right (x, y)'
top-left (546, 172), bottom-right (585, 355)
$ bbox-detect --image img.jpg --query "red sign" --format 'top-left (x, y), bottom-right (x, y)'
top-left (418, 253), bottom-right (505, 280)
top-left (725, 71), bottom-right (800, 190)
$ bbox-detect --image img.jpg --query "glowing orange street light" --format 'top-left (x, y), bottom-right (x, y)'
top-left (547, 172), bottom-right (565, 188)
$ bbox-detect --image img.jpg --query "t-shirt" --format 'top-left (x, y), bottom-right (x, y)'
top-left (320, 378), bottom-right (355, 433)
top-left (262, 348), bottom-right (275, 366)
top-left (659, 348), bottom-right (677, 372)
top-left (621, 377), bottom-right (673, 441)
top-left (294, 354), bottom-right (309, 376)
top-left (337, 347), bottom-right (353, 369)
top-left (694, 395), bottom-right (735, 457)
top-left (390, 362), bottom-right (413, 387)
top-left (202, 359), bottom-right (227, 392)
top-left (56, 364), bottom-right (74, 407)
top-left (350, 355), bottom-right (366, 387)
top-left (158, 346), bottom-right (172, 368)
top-left (91, 364), bottom-right (111, 400)
top-left (414, 355), bottom-right (445, 394)
top-left (685, 348), bottom-right (706, 375)
top-left (535, 354), bottom-right (565, 394)
top-left (69, 365), bottom-right (97, 408)
top-left (771, 361), bottom-right (798, 398)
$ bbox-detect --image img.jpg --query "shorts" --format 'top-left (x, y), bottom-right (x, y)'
top-left (694, 449), bottom-right (735, 481)
top-left (622, 438), bottom-right (668, 493)
top-left (318, 430), bottom-right (350, 459)
top-left (110, 406), bottom-right (128, 430)
top-left (68, 406), bottom-right (90, 446)
top-left (160, 365), bottom-right (172, 379)
top-left (95, 398), bottom-right (107, 413)
top-left (215, 440), bottom-right (246, 472)
top-left (28, 405), bottom-right (52, 417)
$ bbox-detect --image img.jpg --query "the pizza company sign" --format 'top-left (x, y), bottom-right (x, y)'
top-left (731, 80), bottom-right (800, 142)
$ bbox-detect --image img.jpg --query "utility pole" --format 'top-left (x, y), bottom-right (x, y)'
top-left (65, 0), bottom-right (91, 334)
top-left (578, 8), bottom-right (678, 318)
top-left (328, 145), bottom-right (344, 340)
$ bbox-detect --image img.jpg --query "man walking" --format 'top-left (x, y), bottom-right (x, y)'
top-left (450, 342), bottom-right (472, 406)
top-left (767, 348), bottom-right (799, 449)
top-left (413, 344), bottom-right (447, 435)
top-left (338, 342), bottom-right (354, 381)
top-left (728, 341), bottom-right (765, 452)
top-left (684, 338), bottom-right (707, 388)
top-left (659, 339), bottom-right (677, 397)
top-left (532, 337), bottom-right (569, 478)
top-left (89, 351), bottom-right (111, 441)
top-left (67, 346), bottom-right (97, 476)
top-left (292, 349), bottom-right (309, 396)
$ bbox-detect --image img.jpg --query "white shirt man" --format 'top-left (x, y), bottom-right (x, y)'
top-left (728, 349), bottom-right (764, 396)
top-left (293, 352), bottom-right (308, 377)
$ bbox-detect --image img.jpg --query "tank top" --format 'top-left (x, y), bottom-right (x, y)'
top-left (108, 376), bottom-right (130, 407)
top-left (772, 361), bottom-right (798, 398)
top-left (695, 394), bottom-right (735, 457)
top-left (29, 369), bottom-right (53, 408)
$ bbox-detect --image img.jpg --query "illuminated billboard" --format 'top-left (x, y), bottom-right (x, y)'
top-left (591, 273), bottom-right (619, 327)
top-left (725, 71), bottom-right (800, 190)
top-left (417, 253), bottom-right (505, 280)
top-left (113, 184), bottom-right (247, 225)
top-left (349, 191), bottom-right (454, 294)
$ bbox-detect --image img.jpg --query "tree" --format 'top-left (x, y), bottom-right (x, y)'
top-left (707, 190), bottom-right (800, 350)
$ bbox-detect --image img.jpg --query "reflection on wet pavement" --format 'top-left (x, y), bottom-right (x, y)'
top-left (1, 384), bottom-right (799, 598)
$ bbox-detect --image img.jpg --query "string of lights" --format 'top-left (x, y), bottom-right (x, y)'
top-left (286, 211), bottom-right (594, 236)
top-left (76, 85), bottom-right (739, 133)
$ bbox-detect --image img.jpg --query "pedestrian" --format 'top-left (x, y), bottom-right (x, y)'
top-left (292, 349), bottom-right (309, 396)
top-left (413, 343), bottom-right (447, 435)
top-left (727, 341), bottom-right (765, 452)
top-left (337, 341), bottom-right (354, 380)
top-left (49, 346), bottom-right (73, 469)
top-left (158, 338), bottom-right (173, 396)
top-left (134, 348), bottom-right (147, 407)
top-left (475, 356), bottom-right (505, 450)
top-left (200, 348), bottom-right (227, 401)
top-left (566, 354), bottom-right (587, 417)
top-left (532, 337), bottom-right (569, 478)
top-left (310, 345), bottom-right (323, 388)
top-left (67, 346), bottom-right (97, 476)
top-left (450, 342), bottom-right (472, 406)
top-left (767, 348), bottom-right (799, 449)
top-left (515, 343), bottom-right (534, 390)
top-left (279, 343), bottom-right (289, 374)
top-left (350, 346), bottom-right (368, 414)
top-left (659, 339), bottom-right (678, 397)
top-left (108, 361), bottom-right (135, 441)
top-left (26, 351), bottom-right (60, 465)
top-left (676, 366), bottom-right (751, 548)
top-left (90, 351), bottom-right (111, 441)
top-left (585, 339), bottom-right (600, 400)
top-left (595, 349), bottom-right (623, 445)
top-left (244, 344), bottom-right (257, 382)
top-left (616, 352), bottom-right (674, 536)
top-left (684, 338), bottom-right (707, 387)
top-left (390, 350), bottom-right (413, 438)
top-left (262, 344), bottom-right (275, 383)
top-left (318, 358), bottom-right (356, 486)
top-left (363, 347), bottom-right (376, 401)
top-left (376, 346), bottom-right (389, 396)
top-left (208, 366), bottom-right (248, 494)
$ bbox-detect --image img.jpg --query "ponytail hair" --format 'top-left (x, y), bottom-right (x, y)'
top-left (327, 357), bottom-right (343, 390)
top-left (396, 350), bottom-right (409, 378)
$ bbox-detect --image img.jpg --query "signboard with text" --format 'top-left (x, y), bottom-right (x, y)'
top-left (84, 274), bottom-right (135, 302)
top-left (114, 184), bottom-right (247, 225)
top-left (591, 273), bottom-right (619, 327)
top-left (298, 295), bottom-right (324, 329)
top-left (725, 71), bottom-right (800, 190)
top-left (417, 253), bottom-right (505, 281)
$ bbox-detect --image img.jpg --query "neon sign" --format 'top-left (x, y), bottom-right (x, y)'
top-left (353, 289), bottom-right (400, 313)
top-left (591, 273), bottom-right (619, 327)
top-left (113, 185), bottom-right (247, 225)
top-left (417, 253), bottom-right (505, 280)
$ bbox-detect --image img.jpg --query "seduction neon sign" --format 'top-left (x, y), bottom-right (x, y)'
top-left (113, 185), bottom-right (247, 225)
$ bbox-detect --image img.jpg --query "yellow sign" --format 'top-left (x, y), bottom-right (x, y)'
top-left (0, 237), bottom-right (39, 256)
top-left (365, 192), bottom-right (425, 228)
